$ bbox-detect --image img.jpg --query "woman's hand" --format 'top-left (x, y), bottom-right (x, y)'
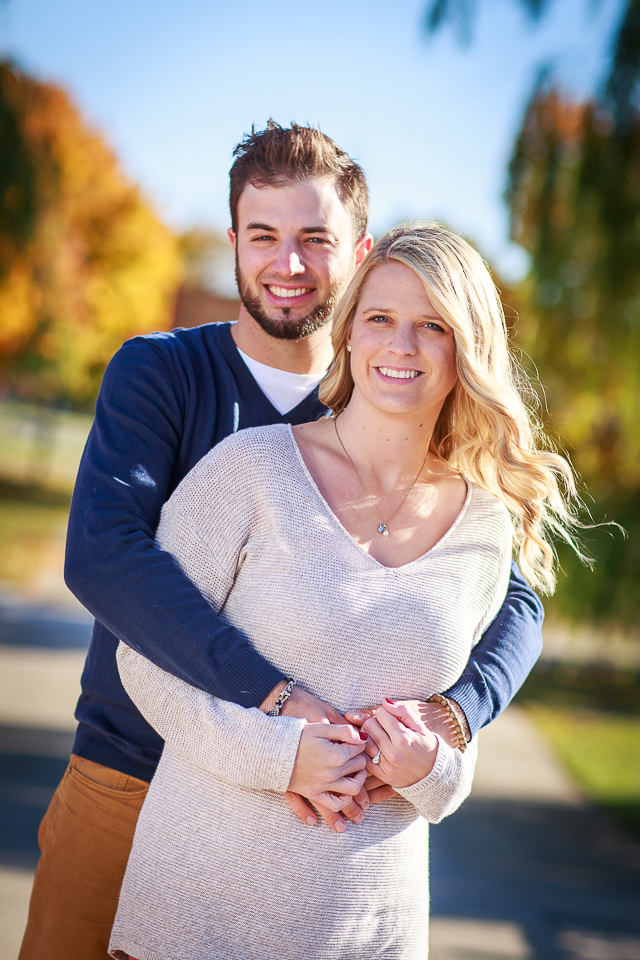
top-left (346, 699), bottom-right (467, 750)
top-left (287, 722), bottom-right (368, 812)
top-left (360, 699), bottom-right (439, 789)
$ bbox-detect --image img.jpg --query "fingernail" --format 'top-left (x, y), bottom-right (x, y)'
top-left (359, 731), bottom-right (368, 740)
top-left (361, 798), bottom-right (370, 810)
top-left (335, 820), bottom-right (347, 833)
top-left (306, 815), bottom-right (317, 825)
top-left (385, 697), bottom-right (395, 704)
top-left (353, 813), bottom-right (365, 824)
top-left (350, 711), bottom-right (364, 720)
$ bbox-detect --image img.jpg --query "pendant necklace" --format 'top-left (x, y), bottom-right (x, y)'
top-left (333, 416), bottom-right (429, 537)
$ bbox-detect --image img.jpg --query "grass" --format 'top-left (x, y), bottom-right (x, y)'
top-left (516, 664), bottom-right (640, 835)
top-left (0, 479), bottom-right (70, 590)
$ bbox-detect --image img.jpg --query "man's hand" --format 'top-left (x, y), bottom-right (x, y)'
top-left (287, 722), bottom-right (368, 812)
top-left (259, 681), bottom-right (343, 724)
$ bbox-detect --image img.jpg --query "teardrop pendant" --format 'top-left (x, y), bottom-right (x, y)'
top-left (377, 522), bottom-right (389, 536)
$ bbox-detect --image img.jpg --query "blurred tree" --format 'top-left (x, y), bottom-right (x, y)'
top-left (506, 84), bottom-right (640, 623)
top-left (0, 60), bottom-right (181, 409)
top-left (424, 0), bottom-right (640, 625)
top-left (177, 226), bottom-right (235, 295)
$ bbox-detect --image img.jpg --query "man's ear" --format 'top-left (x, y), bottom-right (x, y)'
top-left (227, 227), bottom-right (237, 251)
top-left (355, 233), bottom-right (374, 269)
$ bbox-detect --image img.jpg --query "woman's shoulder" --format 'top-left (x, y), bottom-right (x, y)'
top-left (192, 424), bottom-right (294, 478)
top-left (464, 481), bottom-right (513, 539)
top-left (164, 425), bottom-right (295, 527)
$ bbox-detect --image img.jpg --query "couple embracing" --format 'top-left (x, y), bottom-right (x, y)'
top-left (20, 122), bottom-right (581, 960)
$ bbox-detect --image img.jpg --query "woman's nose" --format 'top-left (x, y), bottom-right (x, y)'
top-left (389, 325), bottom-right (417, 354)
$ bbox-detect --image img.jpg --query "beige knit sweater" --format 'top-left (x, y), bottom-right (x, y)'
top-left (109, 424), bottom-right (512, 960)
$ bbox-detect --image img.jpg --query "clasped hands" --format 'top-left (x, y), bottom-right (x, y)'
top-left (264, 684), bottom-right (460, 834)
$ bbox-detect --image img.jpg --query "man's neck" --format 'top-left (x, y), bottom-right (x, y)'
top-left (231, 307), bottom-right (333, 375)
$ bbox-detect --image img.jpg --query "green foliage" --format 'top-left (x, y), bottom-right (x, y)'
top-left (507, 88), bottom-right (640, 492)
top-left (505, 83), bottom-right (640, 625)
top-left (0, 60), bottom-right (181, 409)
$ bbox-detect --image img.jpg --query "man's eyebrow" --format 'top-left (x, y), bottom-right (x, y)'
top-left (246, 222), bottom-right (277, 232)
top-left (300, 226), bottom-right (333, 235)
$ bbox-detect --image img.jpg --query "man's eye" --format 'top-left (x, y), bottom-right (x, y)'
top-left (306, 237), bottom-right (331, 244)
top-left (251, 235), bottom-right (275, 242)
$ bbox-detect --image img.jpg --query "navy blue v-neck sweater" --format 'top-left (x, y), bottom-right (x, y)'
top-left (65, 322), bottom-right (543, 781)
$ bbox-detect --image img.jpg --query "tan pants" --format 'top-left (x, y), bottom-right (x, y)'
top-left (18, 754), bottom-right (149, 960)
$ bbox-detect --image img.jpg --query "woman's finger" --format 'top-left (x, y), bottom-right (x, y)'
top-left (374, 702), bottom-right (411, 746)
top-left (361, 716), bottom-right (393, 756)
top-left (381, 698), bottom-right (424, 735)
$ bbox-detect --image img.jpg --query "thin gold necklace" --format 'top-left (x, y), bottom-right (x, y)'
top-left (333, 416), bottom-right (429, 537)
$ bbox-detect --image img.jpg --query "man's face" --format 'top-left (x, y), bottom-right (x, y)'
top-left (229, 178), bottom-right (369, 341)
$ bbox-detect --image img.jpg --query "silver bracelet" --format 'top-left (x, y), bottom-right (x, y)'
top-left (267, 678), bottom-right (297, 716)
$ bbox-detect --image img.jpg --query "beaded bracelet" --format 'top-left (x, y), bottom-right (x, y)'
top-left (267, 678), bottom-right (297, 716)
top-left (427, 693), bottom-right (469, 753)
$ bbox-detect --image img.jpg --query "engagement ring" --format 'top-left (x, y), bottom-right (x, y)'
top-left (371, 748), bottom-right (382, 765)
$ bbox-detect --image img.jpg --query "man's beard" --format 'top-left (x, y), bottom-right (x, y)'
top-left (235, 259), bottom-right (340, 341)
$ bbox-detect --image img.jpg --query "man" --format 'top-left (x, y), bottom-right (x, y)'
top-left (19, 121), bottom-right (542, 960)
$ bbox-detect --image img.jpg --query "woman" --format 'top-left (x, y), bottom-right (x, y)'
top-left (109, 222), bottom-right (581, 960)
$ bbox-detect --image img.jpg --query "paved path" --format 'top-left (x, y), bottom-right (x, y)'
top-left (1, 594), bottom-right (639, 960)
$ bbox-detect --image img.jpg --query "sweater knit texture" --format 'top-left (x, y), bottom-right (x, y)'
top-left (109, 424), bottom-right (512, 960)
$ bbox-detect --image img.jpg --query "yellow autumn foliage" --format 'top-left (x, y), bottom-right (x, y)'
top-left (0, 61), bottom-right (181, 407)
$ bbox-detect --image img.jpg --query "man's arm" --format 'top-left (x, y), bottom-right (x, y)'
top-left (65, 336), bottom-right (286, 707)
top-left (443, 562), bottom-right (544, 738)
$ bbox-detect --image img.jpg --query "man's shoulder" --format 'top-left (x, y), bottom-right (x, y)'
top-left (118, 322), bottom-right (233, 364)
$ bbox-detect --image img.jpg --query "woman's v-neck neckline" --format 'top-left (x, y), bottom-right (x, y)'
top-left (285, 424), bottom-right (472, 572)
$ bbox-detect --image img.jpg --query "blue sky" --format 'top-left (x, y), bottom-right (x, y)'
top-left (0, 0), bottom-right (624, 288)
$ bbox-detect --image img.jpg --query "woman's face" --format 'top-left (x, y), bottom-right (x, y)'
top-left (348, 261), bottom-right (458, 421)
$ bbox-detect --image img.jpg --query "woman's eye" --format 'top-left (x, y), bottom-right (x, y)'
top-left (425, 321), bottom-right (445, 332)
top-left (369, 315), bottom-right (391, 323)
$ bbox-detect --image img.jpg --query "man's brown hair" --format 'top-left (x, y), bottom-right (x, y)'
top-left (229, 120), bottom-right (369, 240)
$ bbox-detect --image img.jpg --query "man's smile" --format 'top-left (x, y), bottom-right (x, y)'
top-left (265, 285), bottom-right (314, 299)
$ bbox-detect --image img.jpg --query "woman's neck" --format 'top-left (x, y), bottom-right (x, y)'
top-left (336, 397), bottom-right (439, 492)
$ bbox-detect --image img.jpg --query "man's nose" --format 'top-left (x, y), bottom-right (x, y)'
top-left (272, 244), bottom-right (306, 277)
top-left (288, 252), bottom-right (304, 275)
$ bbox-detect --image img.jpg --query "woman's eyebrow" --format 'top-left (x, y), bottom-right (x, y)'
top-left (362, 305), bottom-right (443, 320)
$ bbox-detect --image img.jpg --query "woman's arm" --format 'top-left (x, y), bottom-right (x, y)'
top-left (117, 642), bottom-right (367, 806)
top-left (116, 641), bottom-right (303, 792)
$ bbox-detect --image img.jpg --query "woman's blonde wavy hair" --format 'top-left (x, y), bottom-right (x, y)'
top-left (320, 220), bottom-right (587, 595)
